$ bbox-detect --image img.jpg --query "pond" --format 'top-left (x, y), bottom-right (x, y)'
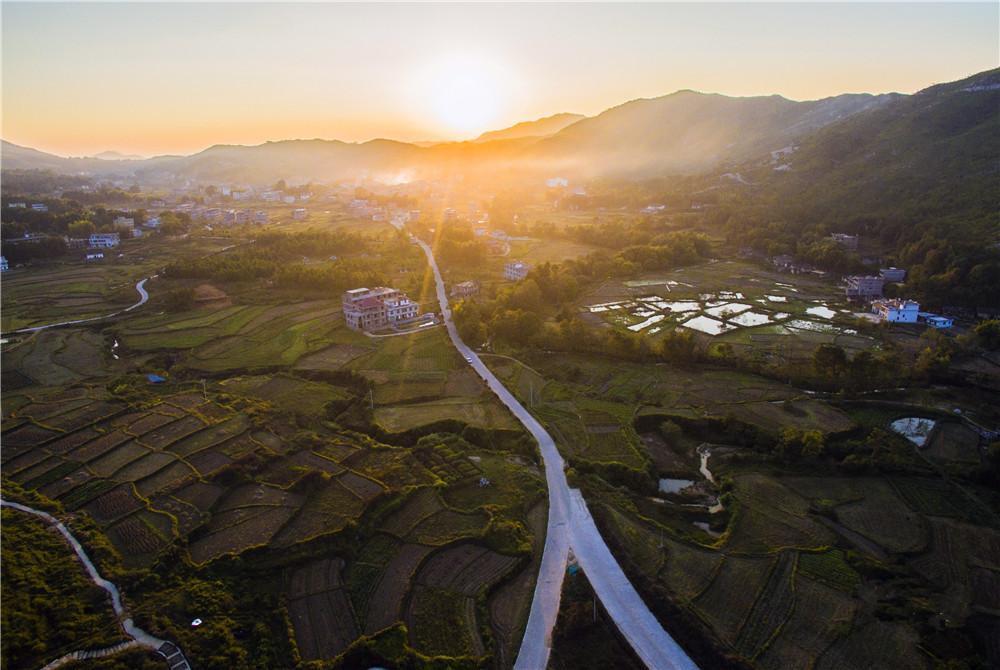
top-left (806, 305), bottom-right (837, 319)
top-left (891, 417), bottom-right (936, 447)
top-left (628, 314), bottom-right (666, 332)
top-left (729, 311), bottom-right (772, 327)
top-left (681, 315), bottom-right (736, 335)
top-left (659, 478), bottom-right (696, 494)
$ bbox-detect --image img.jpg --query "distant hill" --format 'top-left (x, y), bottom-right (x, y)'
top-left (7, 72), bottom-right (997, 185)
top-left (747, 68), bottom-right (1000, 226)
top-left (91, 150), bottom-right (145, 160)
top-left (530, 90), bottom-right (898, 176)
top-left (722, 68), bottom-right (1000, 308)
top-left (474, 113), bottom-right (585, 143)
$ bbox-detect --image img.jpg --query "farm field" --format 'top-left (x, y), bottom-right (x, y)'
top-left (1, 342), bottom-right (544, 669)
top-left (1, 236), bottom-right (233, 331)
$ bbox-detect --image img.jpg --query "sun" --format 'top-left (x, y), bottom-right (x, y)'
top-left (420, 54), bottom-right (509, 136)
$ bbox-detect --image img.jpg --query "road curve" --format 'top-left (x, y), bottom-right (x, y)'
top-left (0, 499), bottom-right (191, 670)
top-left (415, 238), bottom-right (698, 670)
top-left (5, 276), bottom-right (153, 335)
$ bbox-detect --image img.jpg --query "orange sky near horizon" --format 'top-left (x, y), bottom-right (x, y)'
top-left (2, 3), bottom-right (997, 157)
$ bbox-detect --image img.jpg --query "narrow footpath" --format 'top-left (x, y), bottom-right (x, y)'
top-left (1, 499), bottom-right (191, 670)
top-left (5, 276), bottom-right (154, 336)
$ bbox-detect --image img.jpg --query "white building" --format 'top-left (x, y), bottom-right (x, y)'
top-left (0, 256), bottom-right (8, 272)
top-left (844, 275), bottom-right (885, 299)
top-left (144, 216), bottom-right (161, 228)
top-left (31, 203), bottom-right (48, 212)
top-left (880, 267), bottom-right (907, 282)
top-left (86, 252), bottom-right (105, 261)
top-left (918, 313), bottom-right (954, 329)
top-left (292, 208), bottom-right (308, 220)
top-left (113, 216), bottom-right (135, 231)
top-left (9, 202), bottom-right (26, 209)
top-left (342, 286), bottom-right (420, 331)
top-left (504, 261), bottom-right (530, 281)
top-left (89, 232), bottom-right (121, 249)
top-left (872, 299), bottom-right (919, 323)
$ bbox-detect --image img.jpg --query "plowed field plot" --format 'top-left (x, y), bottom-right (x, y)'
top-left (39, 426), bottom-right (102, 455)
top-left (38, 467), bottom-right (94, 499)
top-left (67, 428), bottom-right (133, 462)
top-left (124, 412), bottom-right (179, 436)
top-left (374, 398), bottom-right (519, 433)
top-left (406, 586), bottom-right (480, 657)
top-left (2, 422), bottom-right (61, 449)
top-left (924, 422), bottom-right (982, 463)
top-left (107, 512), bottom-right (170, 562)
top-left (736, 552), bottom-right (797, 659)
top-left (260, 451), bottom-right (345, 488)
top-left (362, 543), bottom-right (435, 634)
top-left (88, 441), bottom-right (150, 477)
top-left (891, 477), bottom-right (988, 523)
top-left (135, 460), bottom-right (198, 497)
top-left (59, 478), bottom-right (117, 510)
top-left (413, 443), bottom-right (480, 485)
top-left (287, 558), bottom-right (359, 661)
top-left (220, 432), bottom-right (263, 459)
top-left (909, 517), bottom-right (1000, 597)
top-left (163, 392), bottom-right (208, 410)
top-left (835, 480), bottom-right (927, 553)
top-left (346, 534), bottom-right (400, 622)
top-left (11, 397), bottom-right (94, 423)
top-left (14, 456), bottom-right (78, 489)
top-left (343, 448), bottom-right (435, 490)
top-left (816, 620), bottom-right (925, 670)
top-left (165, 416), bottom-right (248, 458)
top-left (150, 494), bottom-right (205, 537)
top-left (415, 543), bottom-right (518, 595)
top-left (84, 484), bottom-right (145, 524)
top-left (271, 480), bottom-right (365, 547)
top-left (294, 343), bottom-right (372, 371)
top-left (112, 451), bottom-right (179, 481)
top-left (757, 576), bottom-right (858, 670)
top-left (407, 508), bottom-right (488, 545)
top-left (216, 482), bottom-right (300, 509)
top-left (221, 374), bottom-right (350, 416)
top-left (797, 550), bottom-right (860, 592)
top-left (173, 481), bottom-right (225, 512)
top-left (137, 415), bottom-right (206, 450)
top-left (39, 401), bottom-right (125, 431)
top-left (382, 488), bottom-right (444, 538)
top-left (659, 536), bottom-right (724, 602)
top-left (601, 505), bottom-right (665, 581)
top-left (188, 506), bottom-right (300, 564)
top-left (337, 471), bottom-right (384, 501)
top-left (693, 555), bottom-right (774, 647)
top-left (3, 446), bottom-right (54, 475)
top-left (188, 449), bottom-right (233, 478)
top-left (726, 475), bottom-right (835, 553)
top-left (314, 439), bottom-right (359, 462)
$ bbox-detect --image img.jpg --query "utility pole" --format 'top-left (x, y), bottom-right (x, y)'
top-left (370, 386), bottom-right (374, 410)
top-left (201, 379), bottom-right (207, 400)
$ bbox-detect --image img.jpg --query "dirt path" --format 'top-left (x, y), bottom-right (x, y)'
top-left (0, 499), bottom-right (192, 670)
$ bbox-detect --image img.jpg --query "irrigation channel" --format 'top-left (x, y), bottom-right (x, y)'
top-left (1, 499), bottom-right (191, 670)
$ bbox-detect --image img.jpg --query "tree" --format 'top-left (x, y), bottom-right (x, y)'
top-left (67, 219), bottom-right (95, 237)
top-left (813, 343), bottom-right (848, 380)
top-left (974, 319), bottom-right (1000, 350)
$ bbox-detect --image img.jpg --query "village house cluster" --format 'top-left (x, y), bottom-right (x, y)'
top-left (342, 286), bottom-right (420, 331)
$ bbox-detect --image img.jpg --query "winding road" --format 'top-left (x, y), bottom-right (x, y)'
top-left (415, 238), bottom-right (698, 670)
top-left (0, 499), bottom-right (191, 670)
top-left (5, 276), bottom-right (153, 335)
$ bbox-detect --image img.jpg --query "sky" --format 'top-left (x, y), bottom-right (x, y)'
top-left (2, 2), bottom-right (998, 157)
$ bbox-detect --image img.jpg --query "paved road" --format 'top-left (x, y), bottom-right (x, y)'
top-left (1, 499), bottom-right (192, 670)
top-left (415, 239), bottom-right (698, 670)
top-left (5, 276), bottom-right (153, 335)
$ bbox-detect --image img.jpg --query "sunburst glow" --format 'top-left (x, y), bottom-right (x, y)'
top-left (417, 54), bottom-right (510, 136)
